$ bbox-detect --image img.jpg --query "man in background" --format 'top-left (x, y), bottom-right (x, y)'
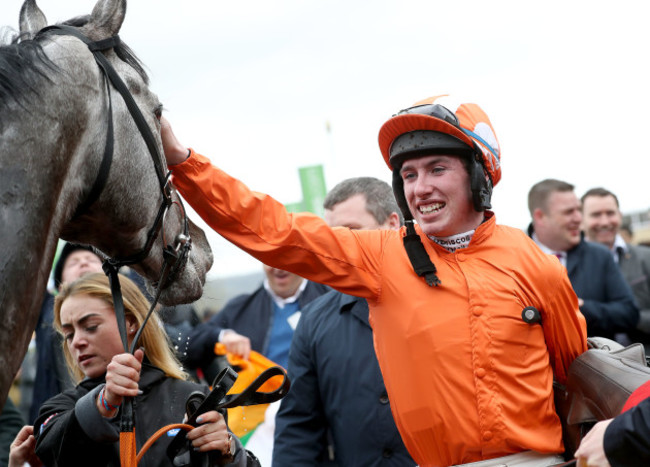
top-left (581, 187), bottom-right (650, 352)
top-left (185, 267), bottom-right (329, 373)
top-left (527, 179), bottom-right (638, 340)
top-left (273, 177), bottom-right (414, 466)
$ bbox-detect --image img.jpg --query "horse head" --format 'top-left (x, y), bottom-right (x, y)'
top-left (19, 0), bottom-right (214, 305)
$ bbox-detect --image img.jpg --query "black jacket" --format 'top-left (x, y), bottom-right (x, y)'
top-left (273, 291), bottom-right (414, 466)
top-left (566, 238), bottom-right (639, 338)
top-left (605, 397), bottom-right (650, 466)
top-left (34, 363), bottom-right (246, 467)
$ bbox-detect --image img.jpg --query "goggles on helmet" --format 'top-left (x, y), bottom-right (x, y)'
top-left (392, 102), bottom-right (499, 166)
top-left (388, 103), bottom-right (473, 165)
top-left (395, 103), bottom-right (460, 128)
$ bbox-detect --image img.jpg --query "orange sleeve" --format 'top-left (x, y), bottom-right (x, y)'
top-left (541, 264), bottom-right (588, 384)
top-left (171, 150), bottom-right (384, 299)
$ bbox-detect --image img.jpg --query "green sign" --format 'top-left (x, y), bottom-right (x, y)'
top-left (298, 165), bottom-right (327, 217)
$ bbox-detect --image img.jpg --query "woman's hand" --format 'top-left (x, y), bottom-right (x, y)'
top-left (186, 410), bottom-right (234, 456)
top-left (97, 349), bottom-right (144, 416)
top-left (9, 425), bottom-right (43, 467)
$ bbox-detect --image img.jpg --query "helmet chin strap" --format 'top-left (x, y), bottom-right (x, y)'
top-left (392, 169), bottom-right (441, 287)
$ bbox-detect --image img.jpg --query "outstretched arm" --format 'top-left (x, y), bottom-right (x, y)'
top-left (158, 118), bottom-right (385, 300)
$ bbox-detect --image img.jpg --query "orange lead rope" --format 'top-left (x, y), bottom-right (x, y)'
top-left (120, 343), bottom-right (291, 466)
top-left (120, 422), bottom-right (194, 466)
top-left (117, 363), bottom-right (290, 465)
top-left (133, 424), bottom-right (195, 465)
top-left (120, 431), bottom-right (137, 467)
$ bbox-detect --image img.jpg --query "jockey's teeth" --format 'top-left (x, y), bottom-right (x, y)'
top-left (420, 203), bottom-right (444, 214)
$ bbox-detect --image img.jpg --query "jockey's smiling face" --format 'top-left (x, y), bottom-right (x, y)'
top-left (400, 155), bottom-right (484, 237)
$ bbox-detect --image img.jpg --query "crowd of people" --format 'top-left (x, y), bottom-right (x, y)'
top-left (3, 94), bottom-right (650, 467)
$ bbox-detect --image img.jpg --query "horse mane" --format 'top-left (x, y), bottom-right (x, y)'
top-left (0, 14), bottom-right (148, 108)
top-left (0, 27), bottom-right (57, 107)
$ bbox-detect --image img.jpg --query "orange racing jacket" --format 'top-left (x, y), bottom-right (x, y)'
top-left (171, 150), bottom-right (587, 466)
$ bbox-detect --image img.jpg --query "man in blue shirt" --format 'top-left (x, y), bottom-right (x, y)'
top-left (185, 267), bottom-right (329, 373)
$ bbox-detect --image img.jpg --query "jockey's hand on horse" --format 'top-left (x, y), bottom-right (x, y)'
top-left (574, 419), bottom-right (613, 467)
top-left (220, 329), bottom-right (252, 360)
top-left (160, 116), bottom-right (190, 166)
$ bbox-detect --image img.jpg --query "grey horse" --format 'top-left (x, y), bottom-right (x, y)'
top-left (0, 0), bottom-right (214, 407)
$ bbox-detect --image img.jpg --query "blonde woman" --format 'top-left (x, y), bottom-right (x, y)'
top-left (33, 273), bottom-right (248, 466)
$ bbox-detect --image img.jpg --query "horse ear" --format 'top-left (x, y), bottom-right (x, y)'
top-left (89, 0), bottom-right (126, 37)
top-left (19, 0), bottom-right (48, 37)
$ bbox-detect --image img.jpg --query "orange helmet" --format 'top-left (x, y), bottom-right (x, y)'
top-left (378, 95), bottom-right (502, 287)
top-left (378, 95), bottom-right (501, 187)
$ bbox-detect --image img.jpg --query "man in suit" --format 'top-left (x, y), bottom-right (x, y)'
top-left (581, 187), bottom-right (650, 352)
top-left (273, 177), bottom-right (414, 466)
top-left (185, 268), bottom-right (329, 373)
top-left (527, 179), bottom-right (638, 339)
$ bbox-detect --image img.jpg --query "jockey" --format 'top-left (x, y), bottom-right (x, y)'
top-left (160, 95), bottom-right (587, 466)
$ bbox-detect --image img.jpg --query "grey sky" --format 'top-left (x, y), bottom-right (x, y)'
top-left (3, 0), bottom-right (649, 277)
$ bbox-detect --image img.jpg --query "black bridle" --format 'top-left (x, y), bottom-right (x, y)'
top-left (41, 23), bottom-right (192, 304)
top-left (40, 24), bottom-right (193, 434)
